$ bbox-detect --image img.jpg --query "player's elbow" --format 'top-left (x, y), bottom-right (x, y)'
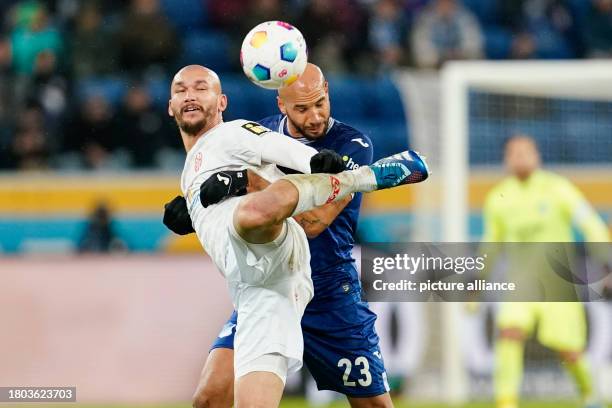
top-left (303, 225), bottom-right (325, 239)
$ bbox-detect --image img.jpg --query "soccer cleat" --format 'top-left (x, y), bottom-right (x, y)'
top-left (368, 150), bottom-right (429, 190)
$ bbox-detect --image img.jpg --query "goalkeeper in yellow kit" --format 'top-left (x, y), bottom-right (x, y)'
top-left (483, 134), bottom-right (610, 408)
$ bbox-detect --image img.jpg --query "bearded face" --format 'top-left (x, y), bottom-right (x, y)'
top-left (169, 67), bottom-right (226, 138)
top-left (170, 98), bottom-right (214, 137)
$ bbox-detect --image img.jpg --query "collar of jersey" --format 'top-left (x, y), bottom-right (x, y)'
top-left (278, 115), bottom-right (335, 144)
top-left (511, 169), bottom-right (545, 188)
top-left (185, 120), bottom-right (225, 162)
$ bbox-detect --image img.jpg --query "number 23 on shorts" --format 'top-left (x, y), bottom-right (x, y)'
top-left (337, 356), bottom-right (372, 387)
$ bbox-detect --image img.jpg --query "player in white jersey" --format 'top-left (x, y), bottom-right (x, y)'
top-left (168, 64), bottom-right (429, 407)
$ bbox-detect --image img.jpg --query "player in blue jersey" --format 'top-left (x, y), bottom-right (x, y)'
top-left (163, 64), bottom-right (395, 407)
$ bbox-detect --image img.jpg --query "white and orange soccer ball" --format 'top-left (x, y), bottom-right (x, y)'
top-left (240, 21), bottom-right (308, 90)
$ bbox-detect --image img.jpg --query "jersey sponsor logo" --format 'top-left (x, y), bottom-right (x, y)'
top-left (343, 155), bottom-right (360, 170)
top-left (194, 152), bottom-right (202, 172)
top-left (241, 122), bottom-right (270, 136)
top-left (326, 175), bottom-right (341, 204)
top-left (351, 138), bottom-right (370, 148)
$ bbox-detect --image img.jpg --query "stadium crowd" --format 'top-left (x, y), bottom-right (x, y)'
top-left (0, 0), bottom-right (610, 171)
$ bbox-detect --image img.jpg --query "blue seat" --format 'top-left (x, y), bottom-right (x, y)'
top-left (350, 120), bottom-right (410, 161)
top-left (181, 30), bottom-right (233, 73)
top-left (221, 75), bottom-right (278, 121)
top-left (160, 0), bottom-right (207, 29)
top-left (328, 76), bottom-right (369, 122)
top-left (146, 78), bottom-right (170, 110)
top-left (532, 25), bottom-right (574, 59)
top-left (462, 0), bottom-right (499, 25)
top-left (365, 76), bottom-right (406, 122)
top-left (483, 26), bottom-right (512, 59)
top-left (566, 0), bottom-right (591, 24)
top-left (76, 77), bottom-right (127, 106)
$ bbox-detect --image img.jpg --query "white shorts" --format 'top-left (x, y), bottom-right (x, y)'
top-left (190, 196), bottom-right (314, 376)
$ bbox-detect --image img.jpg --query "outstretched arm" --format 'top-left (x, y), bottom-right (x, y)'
top-left (258, 131), bottom-right (317, 174)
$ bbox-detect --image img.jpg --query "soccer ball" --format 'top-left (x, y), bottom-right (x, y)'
top-left (240, 21), bottom-right (308, 90)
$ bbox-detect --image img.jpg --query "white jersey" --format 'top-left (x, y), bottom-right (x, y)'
top-left (181, 119), bottom-right (315, 204)
top-left (180, 119), bottom-right (316, 275)
top-left (180, 119), bottom-right (316, 375)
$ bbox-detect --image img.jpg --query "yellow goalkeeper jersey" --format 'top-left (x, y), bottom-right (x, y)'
top-left (483, 170), bottom-right (609, 243)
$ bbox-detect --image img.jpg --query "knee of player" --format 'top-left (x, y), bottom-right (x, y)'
top-left (235, 198), bottom-right (278, 230)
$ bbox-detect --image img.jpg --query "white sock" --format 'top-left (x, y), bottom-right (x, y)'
top-left (283, 167), bottom-right (377, 216)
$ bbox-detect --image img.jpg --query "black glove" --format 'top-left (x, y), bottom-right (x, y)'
top-left (310, 149), bottom-right (345, 174)
top-left (163, 195), bottom-right (194, 235)
top-left (200, 169), bottom-right (248, 208)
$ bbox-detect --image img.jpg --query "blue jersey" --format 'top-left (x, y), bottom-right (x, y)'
top-left (258, 114), bottom-right (373, 309)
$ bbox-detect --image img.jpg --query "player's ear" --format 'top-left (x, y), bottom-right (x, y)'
top-left (218, 94), bottom-right (228, 112)
top-left (277, 96), bottom-right (286, 115)
top-left (167, 100), bottom-right (174, 117)
top-left (324, 81), bottom-right (329, 94)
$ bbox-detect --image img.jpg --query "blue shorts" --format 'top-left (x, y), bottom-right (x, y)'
top-left (211, 300), bottom-right (390, 397)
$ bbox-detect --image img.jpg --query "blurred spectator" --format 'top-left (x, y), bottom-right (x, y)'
top-left (498, 0), bottom-right (577, 59)
top-left (296, 0), bottom-right (351, 73)
top-left (116, 83), bottom-right (173, 168)
top-left (9, 1), bottom-right (64, 76)
top-left (21, 50), bottom-right (68, 124)
top-left (368, 0), bottom-right (409, 70)
top-left (70, 2), bottom-right (118, 78)
top-left (11, 123), bottom-right (49, 169)
top-left (78, 202), bottom-right (127, 253)
top-left (117, 0), bottom-right (178, 75)
top-left (411, 0), bottom-right (483, 68)
top-left (402, 0), bottom-right (430, 17)
top-left (209, 0), bottom-right (247, 28)
top-left (8, 104), bottom-right (50, 170)
top-left (584, 0), bottom-right (612, 57)
top-left (0, 0), bottom-right (607, 172)
top-left (340, 2), bottom-right (371, 73)
top-left (0, 39), bottom-right (11, 68)
top-left (240, 0), bottom-right (287, 36)
top-left (63, 94), bottom-right (121, 169)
